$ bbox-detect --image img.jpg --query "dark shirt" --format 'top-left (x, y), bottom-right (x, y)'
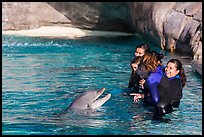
top-left (147, 65), bottom-right (173, 115)
top-left (128, 72), bottom-right (141, 93)
top-left (128, 57), bottom-right (141, 93)
top-left (168, 74), bottom-right (183, 107)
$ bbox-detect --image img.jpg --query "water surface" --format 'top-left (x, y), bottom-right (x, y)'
top-left (2, 35), bottom-right (202, 135)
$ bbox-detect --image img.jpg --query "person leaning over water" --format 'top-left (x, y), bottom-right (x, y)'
top-left (128, 43), bottom-right (150, 93)
top-left (130, 51), bottom-right (164, 103)
top-left (132, 56), bottom-right (186, 110)
top-left (164, 59), bottom-right (187, 108)
top-left (135, 58), bottom-right (187, 108)
top-left (132, 53), bottom-right (174, 117)
top-left (130, 56), bottom-right (142, 74)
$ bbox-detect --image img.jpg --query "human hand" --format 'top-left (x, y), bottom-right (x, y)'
top-left (130, 93), bottom-right (144, 102)
top-left (139, 79), bottom-right (146, 89)
top-left (131, 63), bottom-right (138, 73)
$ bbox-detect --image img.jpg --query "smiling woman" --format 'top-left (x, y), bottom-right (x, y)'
top-left (165, 62), bottom-right (180, 78)
top-left (164, 59), bottom-right (187, 107)
top-left (165, 59), bottom-right (186, 87)
top-left (135, 53), bottom-right (174, 117)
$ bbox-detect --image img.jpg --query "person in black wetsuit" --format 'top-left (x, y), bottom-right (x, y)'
top-left (131, 53), bottom-right (174, 119)
top-left (128, 56), bottom-right (142, 93)
top-left (132, 56), bottom-right (186, 121)
top-left (164, 59), bottom-right (187, 108)
top-left (130, 51), bottom-right (164, 103)
top-left (128, 43), bottom-right (150, 93)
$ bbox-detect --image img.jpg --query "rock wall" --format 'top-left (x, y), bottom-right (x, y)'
top-left (2, 2), bottom-right (72, 30)
top-left (2, 2), bottom-right (134, 32)
top-left (46, 2), bottom-right (135, 32)
top-left (129, 2), bottom-right (202, 75)
top-left (130, 2), bottom-right (202, 58)
top-left (2, 2), bottom-right (202, 74)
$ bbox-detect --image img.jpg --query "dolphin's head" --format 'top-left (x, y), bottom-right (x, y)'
top-left (68, 88), bottom-right (111, 110)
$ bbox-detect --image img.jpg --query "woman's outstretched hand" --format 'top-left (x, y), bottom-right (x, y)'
top-left (130, 93), bottom-right (144, 102)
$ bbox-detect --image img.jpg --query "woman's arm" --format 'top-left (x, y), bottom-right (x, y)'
top-left (147, 73), bottom-right (162, 105)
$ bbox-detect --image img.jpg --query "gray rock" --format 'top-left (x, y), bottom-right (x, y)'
top-left (2, 2), bottom-right (202, 75)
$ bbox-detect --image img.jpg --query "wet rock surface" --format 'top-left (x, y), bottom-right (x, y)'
top-left (2, 2), bottom-right (202, 75)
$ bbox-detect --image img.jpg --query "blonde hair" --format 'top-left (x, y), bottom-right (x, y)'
top-left (140, 53), bottom-right (160, 72)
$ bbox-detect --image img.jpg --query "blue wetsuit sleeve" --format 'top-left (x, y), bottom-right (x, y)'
top-left (147, 73), bottom-right (162, 105)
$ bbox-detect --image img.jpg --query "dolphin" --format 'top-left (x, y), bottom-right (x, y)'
top-left (67, 88), bottom-right (111, 110)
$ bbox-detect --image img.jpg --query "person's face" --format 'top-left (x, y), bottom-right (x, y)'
top-left (135, 48), bottom-right (145, 57)
top-left (165, 62), bottom-right (179, 78)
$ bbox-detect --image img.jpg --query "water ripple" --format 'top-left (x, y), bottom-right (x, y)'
top-left (2, 35), bottom-right (202, 135)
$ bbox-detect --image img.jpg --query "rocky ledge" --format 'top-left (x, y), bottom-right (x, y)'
top-left (2, 2), bottom-right (202, 75)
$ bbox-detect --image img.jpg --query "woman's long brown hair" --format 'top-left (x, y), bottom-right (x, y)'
top-left (140, 53), bottom-right (160, 72)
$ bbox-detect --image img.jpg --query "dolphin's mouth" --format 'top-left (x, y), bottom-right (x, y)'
top-left (89, 88), bottom-right (111, 109)
top-left (93, 88), bottom-right (106, 101)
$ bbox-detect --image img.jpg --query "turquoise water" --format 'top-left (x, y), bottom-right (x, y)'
top-left (2, 35), bottom-right (202, 135)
